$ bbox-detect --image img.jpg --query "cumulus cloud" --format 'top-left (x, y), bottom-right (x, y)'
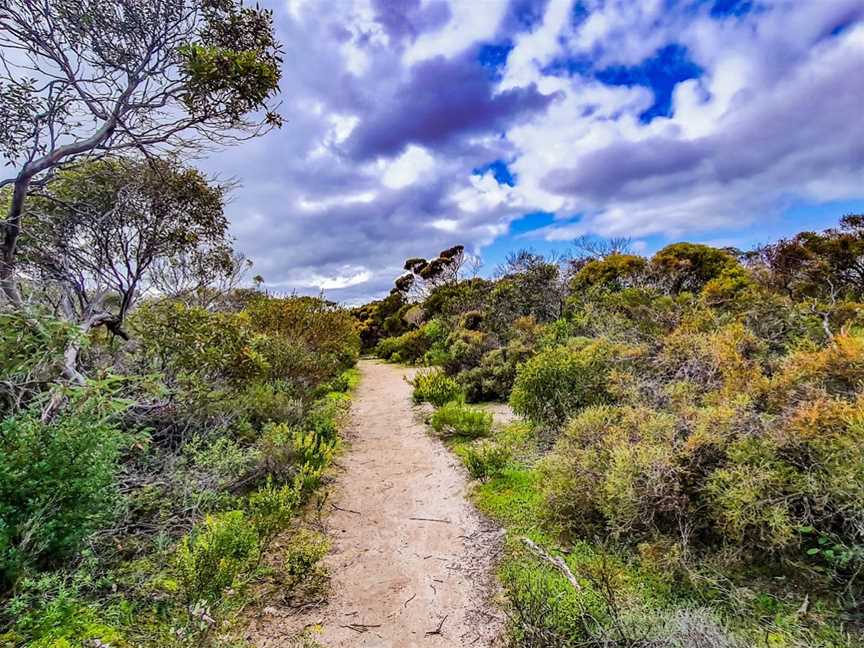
top-left (199, 0), bottom-right (864, 303)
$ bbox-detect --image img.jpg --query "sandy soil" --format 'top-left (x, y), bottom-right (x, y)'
top-left (247, 360), bottom-right (504, 647)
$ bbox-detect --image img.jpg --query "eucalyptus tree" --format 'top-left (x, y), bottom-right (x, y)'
top-left (18, 157), bottom-right (235, 382)
top-left (0, 0), bottom-right (282, 307)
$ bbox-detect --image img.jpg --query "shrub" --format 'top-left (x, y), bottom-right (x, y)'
top-left (281, 528), bottom-right (329, 586)
top-left (0, 311), bottom-right (79, 414)
top-left (541, 396), bottom-right (864, 568)
top-left (131, 301), bottom-right (267, 386)
top-left (175, 510), bottom-right (260, 603)
top-left (410, 369), bottom-right (463, 406)
top-left (231, 380), bottom-right (305, 431)
top-left (457, 346), bottom-right (528, 402)
top-left (510, 339), bottom-right (631, 429)
top-left (245, 295), bottom-right (360, 370)
top-left (430, 401), bottom-right (493, 438)
top-left (441, 328), bottom-right (492, 375)
top-left (376, 328), bottom-right (428, 363)
top-left (651, 242), bottom-right (739, 293)
top-left (570, 254), bottom-right (648, 292)
top-left (2, 572), bottom-right (125, 648)
top-left (248, 479), bottom-right (301, 548)
top-left (256, 421), bottom-right (336, 489)
top-left (463, 440), bottom-right (511, 480)
top-left (0, 394), bottom-right (128, 586)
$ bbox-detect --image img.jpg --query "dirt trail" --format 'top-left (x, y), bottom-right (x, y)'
top-left (248, 359), bottom-right (504, 647)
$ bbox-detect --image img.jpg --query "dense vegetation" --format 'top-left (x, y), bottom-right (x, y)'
top-left (0, 2), bottom-right (365, 645)
top-left (0, 292), bottom-right (359, 646)
top-left (374, 218), bottom-right (864, 647)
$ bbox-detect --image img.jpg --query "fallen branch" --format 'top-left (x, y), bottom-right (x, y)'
top-left (332, 504), bottom-right (362, 515)
top-left (409, 516), bottom-right (451, 523)
top-left (341, 623), bottom-right (382, 634)
top-left (521, 537), bottom-right (582, 591)
top-left (425, 614), bottom-right (448, 636)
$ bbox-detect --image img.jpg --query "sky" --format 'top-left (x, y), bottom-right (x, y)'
top-left (200, 0), bottom-right (864, 304)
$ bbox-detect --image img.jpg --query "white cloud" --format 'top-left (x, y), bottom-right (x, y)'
top-left (381, 145), bottom-right (436, 189)
top-left (404, 0), bottom-right (508, 65)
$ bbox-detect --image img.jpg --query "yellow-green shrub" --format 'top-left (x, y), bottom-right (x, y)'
top-left (510, 338), bottom-right (633, 429)
top-left (410, 369), bottom-right (463, 406)
top-left (463, 440), bottom-right (511, 480)
top-left (175, 510), bottom-right (260, 603)
top-left (430, 401), bottom-right (492, 438)
top-left (541, 395), bottom-right (864, 566)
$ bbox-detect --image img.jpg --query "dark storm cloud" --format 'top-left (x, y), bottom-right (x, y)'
top-left (372, 0), bottom-right (452, 44)
top-left (344, 52), bottom-right (559, 160)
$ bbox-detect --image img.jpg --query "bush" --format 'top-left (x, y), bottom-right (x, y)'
top-left (175, 510), bottom-right (260, 603)
top-left (2, 571), bottom-right (126, 648)
top-left (410, 369), bottom-right (463, 406)
top-left (463, 440), bottom-right (511, 480)
top-left (0, 311), bottom-right (79, 414)
top-left (231, 380), bottom-right (305, 431)
top-left (430, 401), bottom-right (493, 438)
top-left (248, 479), bottom-right (302, 548)
top-left (281, 528), bottom-right (329, 586)
top-left (510, 339), bottom-right (632, 429)
top-left (540, 396), bottom-right (864, 568)
top-left (256, 421), bottom-right (336, 489)
top-left (376, 320), bottom-right (449, 365)
top-left (0, 393), bottom-right (128, 587)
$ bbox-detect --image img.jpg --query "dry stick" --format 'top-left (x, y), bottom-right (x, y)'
top-left (331, 503), bottom-right (362, 515)
top-left (425, 614), bottom-right (448, 636)
top-left (341, 623), bottom-right (382, 633)
top-left (409, 516), bottom-right (451, 523)
top-left (403, 592), bottom-right (417, 608)
top-left (521, 537), bottom-right (582, 591)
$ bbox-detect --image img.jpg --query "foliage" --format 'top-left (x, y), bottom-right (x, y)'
top-left (570, 253), bottom-right (648, 292)
top-left (410, 369), bottom-right (463, 406)
top-left (0, 311), bottom-right (80, 412)
top-left (651, 242), bottom-right (739, 292)
top-left (280, 529), bottom-right (330, 588)
top-left (248, 479), bottom-right (302, 549)
top-left (510, 339), bottom-right (633, 429)
top-left (462, 440), bottom-right (511, 480)
top-left (19, 157), bottom-right (233, 326)
top-left (0, 0), bottom-right (282, 310)
top-left (175, 510), bottom-right (260, 603)
top-left (430, 401), bottom-right (493, 438)
top-left (0, 389), bottom-right (129, 587)
top-left (749, 214), bottom-right (864, 300)
top-left (375, 319), bottom-right (446, 364)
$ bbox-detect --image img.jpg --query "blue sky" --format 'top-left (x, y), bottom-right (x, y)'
top-left (202, 0), bottom-right (864, 303)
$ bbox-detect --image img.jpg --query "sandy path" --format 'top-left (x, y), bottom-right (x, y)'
top-left (248, 359), bottom-right (504, 647)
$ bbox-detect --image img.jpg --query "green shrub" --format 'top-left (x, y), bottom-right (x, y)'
top-left (463, 440), bottom-right (511, 480)
top-left (540, 395), bottom-right (864, 569)
top-left (0, 394), bottom-right (128, 586)
top-left (256, 421), bottom-right (336, 489)
top-left (281, 528), bottom-right (329, 586)
top-left (510, 339), bottom-right (630, 429)
top-left (232, 380), bottom-right (305, 431)
top-left (376, 320), bottom-right (447, 364)
top-left (175, 510), bottom-right (260, 603)
top-left (248, 479), bottom-right (301, 548)
top-left (0, 311), bottom-right (79, 414)
top-left (430, 401), bottom-right (492, 438)
top-left (2, 571), bottom-right (126, 648)
top-left (410, 369), bottom-right (463, 406)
